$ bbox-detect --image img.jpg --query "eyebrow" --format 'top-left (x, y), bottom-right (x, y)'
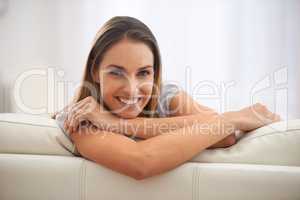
top-left (106, 64), bottom-right (153, 71)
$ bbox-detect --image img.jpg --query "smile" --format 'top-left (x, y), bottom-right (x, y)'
top-left (116, 97), bottom-right (142, 105)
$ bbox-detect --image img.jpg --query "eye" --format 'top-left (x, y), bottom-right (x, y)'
top-left (108, 70), bottom-right (123, 76)
top-left (137, 70), bottom-right (151, 77)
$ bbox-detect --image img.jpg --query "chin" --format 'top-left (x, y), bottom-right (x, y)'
top-left (107, 97), bottom-right (149, 119)
top-left (110, 101), bottom-right (147, 119)
top-left (116, 111), bottom-right (140, 119)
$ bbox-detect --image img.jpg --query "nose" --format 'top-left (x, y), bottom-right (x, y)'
top-left (122, 76), bottom-right (139, 98)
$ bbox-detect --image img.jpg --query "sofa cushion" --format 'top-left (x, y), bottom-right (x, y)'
top-left (0, 113), bottom-right (300, 166)
top-left (193, 119), bottom-right (300, 166)
top-left (0, 113), bottom-right (76, 156)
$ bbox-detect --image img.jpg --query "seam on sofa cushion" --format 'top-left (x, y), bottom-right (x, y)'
top-left (79, 160), bottom-right (83, 200)
top-left (79, 160), bottom-right (87, 200)
top-left (192, 166), bottom-right (200, 200)
top-left (84, 161), bottom-right (87, 200)
top-left (0, 120), bottom-right (57, 128)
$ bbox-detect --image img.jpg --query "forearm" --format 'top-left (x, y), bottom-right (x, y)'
top-left (138, 114), bottom-right (236, 178)
top-left (105, 111), bottom-right (240, 139)
top-left (72, 114), bottom-right (236, 180)
top-left (117, 114), bottom-right (206, 138)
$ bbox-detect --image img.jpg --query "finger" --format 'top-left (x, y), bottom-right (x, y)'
top-left (69, 104), bottom-right (90, 133)
top-left (263, 111), bottom-right (274, 123)
top-left (67, 97), bottom-right (95, 131)
top-left (67, 97), bottom-right (92, 119)
top-left (64, 121), bottom-right (71, 135)
top-left (266, 112), bottom-right (279, 123)
top-left (62, 103), bottom-right (73, 113)
top-left (73, 104), bottom-right (92, 132)
top-left (67, 101), bottom-right (87, 123)
top-left (67, 102), bottom-right (82, 121)
top-left (69, 109), bottom-right (82, 134)
top-left (255, 106), bottom-right (274, 124)
top-left (64, 115), bottom-right (70, 131)
top-left (273, 114), bottom-right (281, 122)
top-left (277, 114), bottom-right (281, 121)
top-left (72, 112), bottom-right (90, 133)
top-left (251, 105), bottom-right (263, 117)
top-left (256, 114), bottom-right (271, 126)
top-left (251, 109), bottom-right (267, 124)
top-left (64, 122), bottom-right (69, 134)
top-left (74, 101), bottom-right (97, 122)
top-left (70, 112), bottom-right (85, 133)
top-left (65, 115), bottom-right (73, 134)
top-left (64, 115), bottom-right (68, 128)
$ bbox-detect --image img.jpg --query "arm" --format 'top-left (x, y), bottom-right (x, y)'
top-left (65, 95), bottom-right (278, 147)
top-left (108, 91), bottom-right (237, 148)
top-left (63, 96), bottom-right (223, 139)
top-left (114, 113), bottom-right (220, 139)
top-left (98, 90), bottom-right (225, 137)
top-left (168, 90), bottom-right (238, 148)
top-left (70, 114), bottom-right (236, 180)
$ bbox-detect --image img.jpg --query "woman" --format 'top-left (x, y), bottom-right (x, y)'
top-left (52, 16), bottom-right (280, 180)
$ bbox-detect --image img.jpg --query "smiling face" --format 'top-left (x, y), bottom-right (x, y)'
top-left (96, 38), bottom-right (155, 119)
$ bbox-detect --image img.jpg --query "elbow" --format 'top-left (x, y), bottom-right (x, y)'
top-left (131, 169), bottom-right (148, 181)
top-left (129, 152), bottom-right (153, 181)
top-left (130, 159), bottom-right (151, 181)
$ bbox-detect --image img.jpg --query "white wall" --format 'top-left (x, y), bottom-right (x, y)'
top-left (0, 0), bottom-right (299, 119)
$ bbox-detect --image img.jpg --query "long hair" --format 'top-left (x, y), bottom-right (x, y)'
top-left (52, 16), bottom-right (162, 118)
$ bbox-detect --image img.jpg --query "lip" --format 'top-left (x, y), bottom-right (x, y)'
top-left (115, 96), bottom-right (142, 105)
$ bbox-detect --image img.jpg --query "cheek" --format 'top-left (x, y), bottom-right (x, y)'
top-left (140, 80), bottom-right (154, 100)
top-left (100, 76), bottom-right (119, 101)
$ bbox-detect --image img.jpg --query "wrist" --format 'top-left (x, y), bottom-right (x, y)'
top-left (221, 111), bottom-right (242, 131)
top-left (103, 114), bottom-right (124, 134)
top-left (89, 111), bottom-right (116, 132)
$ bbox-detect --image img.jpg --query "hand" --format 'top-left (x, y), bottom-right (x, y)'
top-left (208, 133), bottom-right (237, 149)
top-left (64, 96), bottom-right (117, 134)
top-left (51, 102), bottom-right (73, 119)
top-left (235, 103), bottom-right (281, 132)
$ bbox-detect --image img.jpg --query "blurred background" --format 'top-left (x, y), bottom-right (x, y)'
top-left (0, 0), bottom-right (299, 119)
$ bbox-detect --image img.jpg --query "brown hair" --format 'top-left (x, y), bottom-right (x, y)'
top-left (52, 16), bottom-right (162, 118)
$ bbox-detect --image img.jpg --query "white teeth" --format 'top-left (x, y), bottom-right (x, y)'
top-left (118, 97), bottom-right (140, 105)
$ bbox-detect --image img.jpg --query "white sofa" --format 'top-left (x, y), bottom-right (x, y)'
top-left (0, 113), bottom-right (300, 200)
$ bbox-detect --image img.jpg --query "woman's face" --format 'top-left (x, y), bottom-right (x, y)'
top-left (97, 38), bottom-right (155, 118)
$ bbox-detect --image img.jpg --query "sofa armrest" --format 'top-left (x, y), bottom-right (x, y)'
top-left (0, 113), bottom-right (74, 156)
